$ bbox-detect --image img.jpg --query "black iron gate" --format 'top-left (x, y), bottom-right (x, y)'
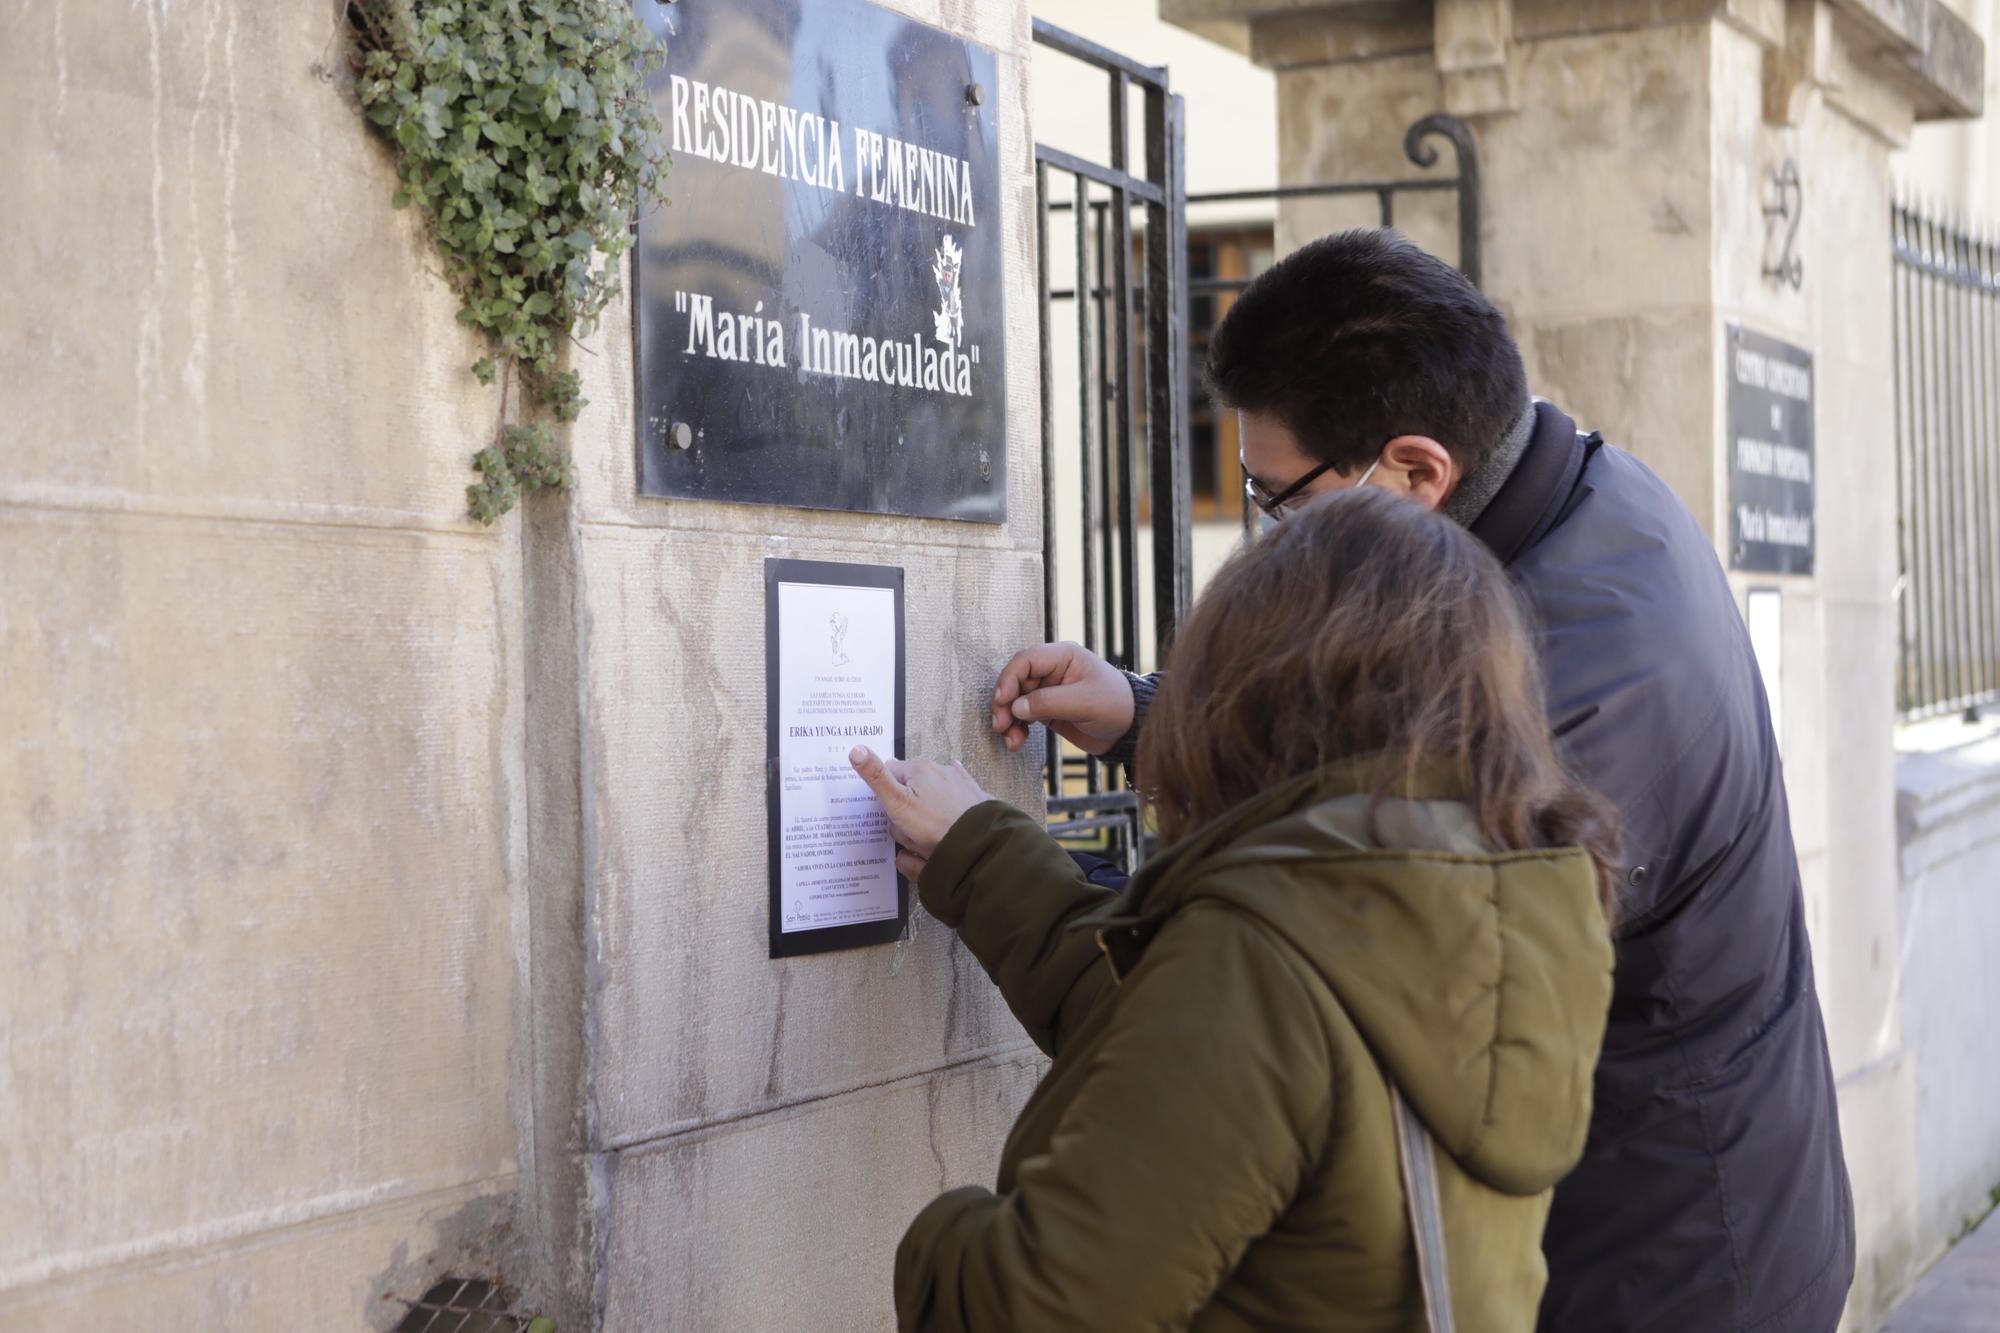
top-left (1893, 198), bottom-right (2000, 723)
top-left (1187, 116), bottom-right (1481, 532)
top-left (1030, 20), bottom-right (1482, 864)
top-left (1032, 20), bottom-right (1188, 868)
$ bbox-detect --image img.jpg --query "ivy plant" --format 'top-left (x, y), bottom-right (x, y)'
top-left (350, 0), bottom-right (668, 523)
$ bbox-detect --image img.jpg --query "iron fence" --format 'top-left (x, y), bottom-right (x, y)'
top-left (391, 1277), bottom-right (541, 1332)
top-left (1029, 20), bottom-right (1486, 859)
top-left (1032, 19), bottom-right (1191, 867)
top-left (1185, 117), bottom-right (1481, 532)
top-left (1893, 199), bottom-right (2000, 723)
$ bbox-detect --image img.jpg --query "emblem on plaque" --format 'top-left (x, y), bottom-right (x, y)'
top-left (932, 234), bottom-right (965, 351)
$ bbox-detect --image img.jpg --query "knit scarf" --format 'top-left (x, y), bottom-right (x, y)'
top-left (1439, 398), bottom-right (1538, 529)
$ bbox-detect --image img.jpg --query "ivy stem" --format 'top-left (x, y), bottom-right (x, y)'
top-left (495, 355), bottom-right (515, 447)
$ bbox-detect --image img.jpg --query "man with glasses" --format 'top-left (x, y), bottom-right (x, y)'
top-left (1242, 450), bottom-right (1379, 518)
top-left (989, 229), bottom-right (1853, 1332)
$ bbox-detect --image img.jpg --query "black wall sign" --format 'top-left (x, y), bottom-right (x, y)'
top-left (766, 559), bottom-right (908, 958)
top-left (1727, 325), bottom-right (1815, 576)
top-left (633, 0), bottom-right (1006, 523)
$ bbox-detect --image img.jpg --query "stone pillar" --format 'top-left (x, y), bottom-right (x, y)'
top-left (525, 1), bottom-right (1050, 1327)
top-left (1, 2), bottom-right (529, 1326)
top-left (1162, 1), bottom-right (1983, 1325)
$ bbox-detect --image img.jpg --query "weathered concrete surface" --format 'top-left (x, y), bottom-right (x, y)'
top-left (579, 528), bottom-right (1044, 1150)
top-left (601, 1052), bottom-right (1044, 1331)
top-left (0, 517), bottom-right (521, 1290)
top-left (6, 0), bottom-right (1049, 1325)
top-left (0, 1183), bottom-right (517, 1333)
top-left (1, 1), bottom-right (527, 1327)
top-left (517, 0), bottom-right (1051, 1326)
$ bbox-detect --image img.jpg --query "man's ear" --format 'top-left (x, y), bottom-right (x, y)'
top-left (1380, 435), bottom-right (1459, 512)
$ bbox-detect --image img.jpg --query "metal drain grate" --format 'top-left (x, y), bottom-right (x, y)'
top-left (391, 1277), bottom-right (546, 1333)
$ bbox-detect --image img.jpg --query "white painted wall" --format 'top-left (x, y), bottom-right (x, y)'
top-left (1895, 719), bottom-right (2000, 1270)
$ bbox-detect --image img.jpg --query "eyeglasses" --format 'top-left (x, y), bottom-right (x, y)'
top-left (1243, 453), bottom-right (1383, 520)
top-left (1243, 460), bottom-right (1337, 519)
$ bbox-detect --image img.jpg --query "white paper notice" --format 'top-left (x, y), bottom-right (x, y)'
top-left (775, 580), bottom-right (900, 934)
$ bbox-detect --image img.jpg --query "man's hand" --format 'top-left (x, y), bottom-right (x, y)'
top-left (849, 745), bottom-right (996, 880)
top-left (990, 641), bottom-right (1135, 756)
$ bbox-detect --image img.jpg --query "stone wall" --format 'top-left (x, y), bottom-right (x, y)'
top-left (497, 0), bottom-right (1052, 1325)
top-left (0, 0), bottom-right (1045, 1329)
top-left (0, 3), bottom-right (525, 1327)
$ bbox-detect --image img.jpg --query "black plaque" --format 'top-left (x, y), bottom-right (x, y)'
top-left (634, 0), bottom-right (1006, 522)
top-left (766, 559), bottom-right (908, 958)
top-left (1727, 324), bottom-right (1815, 575)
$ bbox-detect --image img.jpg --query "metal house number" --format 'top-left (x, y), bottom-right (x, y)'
top-left (1763, 159), bottom-right (1803, 291)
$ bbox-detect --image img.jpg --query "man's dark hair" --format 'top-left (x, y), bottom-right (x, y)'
top-left (1206, 230), bottom-right (1528, 475)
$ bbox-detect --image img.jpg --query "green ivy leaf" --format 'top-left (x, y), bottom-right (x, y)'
top-left (350, 0), bottom-right (668, 524)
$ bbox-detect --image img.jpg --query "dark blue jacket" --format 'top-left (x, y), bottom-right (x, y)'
top-left (1109, 399), bottom-right (1853, 1329)
top-left (1486, 402), bottom-right (1852, 1330)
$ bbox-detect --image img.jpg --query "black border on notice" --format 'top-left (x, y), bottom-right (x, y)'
top-left (765, 557), bottom-right (908, 958)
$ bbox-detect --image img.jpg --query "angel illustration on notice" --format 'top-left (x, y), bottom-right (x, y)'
top-left (829, 612), bottom-right (850, 666)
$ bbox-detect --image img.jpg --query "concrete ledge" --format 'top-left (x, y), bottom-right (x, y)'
top-left (1249, 6), bottom-right (1436, 68)
top-left (1829, 0), bottom-right (1940, 51)
top-left (1161, 0), bottom-right (1983, 122)
top-left (1829, 0), bottom-right (1986, 118)
top-left (1895, 717), bottom-right (2000, 877)
top-left (1900, 0), bottom-right (1986, 118)
top-left (1161, 0), bottom-right (1389, 24)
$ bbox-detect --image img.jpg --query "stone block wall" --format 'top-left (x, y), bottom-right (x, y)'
top-left (517, 0), bottom-right (1049, 1326)
top-left (0, 3), bottom-right (525, 1327)
top-left (0, 0), bottom-right (1045, 1329)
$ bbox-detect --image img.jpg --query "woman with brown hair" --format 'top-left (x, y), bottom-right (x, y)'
top-left (850, 488), bottom-right (1619, 1332)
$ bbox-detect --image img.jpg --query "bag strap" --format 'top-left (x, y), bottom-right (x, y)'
top-left (1391, 1083), bottom-right (1458, 1333)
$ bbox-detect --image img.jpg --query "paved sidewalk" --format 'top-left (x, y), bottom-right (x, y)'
top-left (1884, 1209), bottom-right (2000, 1332)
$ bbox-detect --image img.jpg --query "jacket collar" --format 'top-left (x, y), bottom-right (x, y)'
top-left (1075, 754), bottom-right (1468, 980)
top-left (1468, 400), bottom-right (1595, 566)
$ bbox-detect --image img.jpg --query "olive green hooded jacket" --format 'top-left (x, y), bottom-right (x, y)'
top-left (894, 761), bottom-right (1614, 1332)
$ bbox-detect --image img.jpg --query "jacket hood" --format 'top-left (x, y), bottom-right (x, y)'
top-left (1092, 759), bottom-right (1613, 1196)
